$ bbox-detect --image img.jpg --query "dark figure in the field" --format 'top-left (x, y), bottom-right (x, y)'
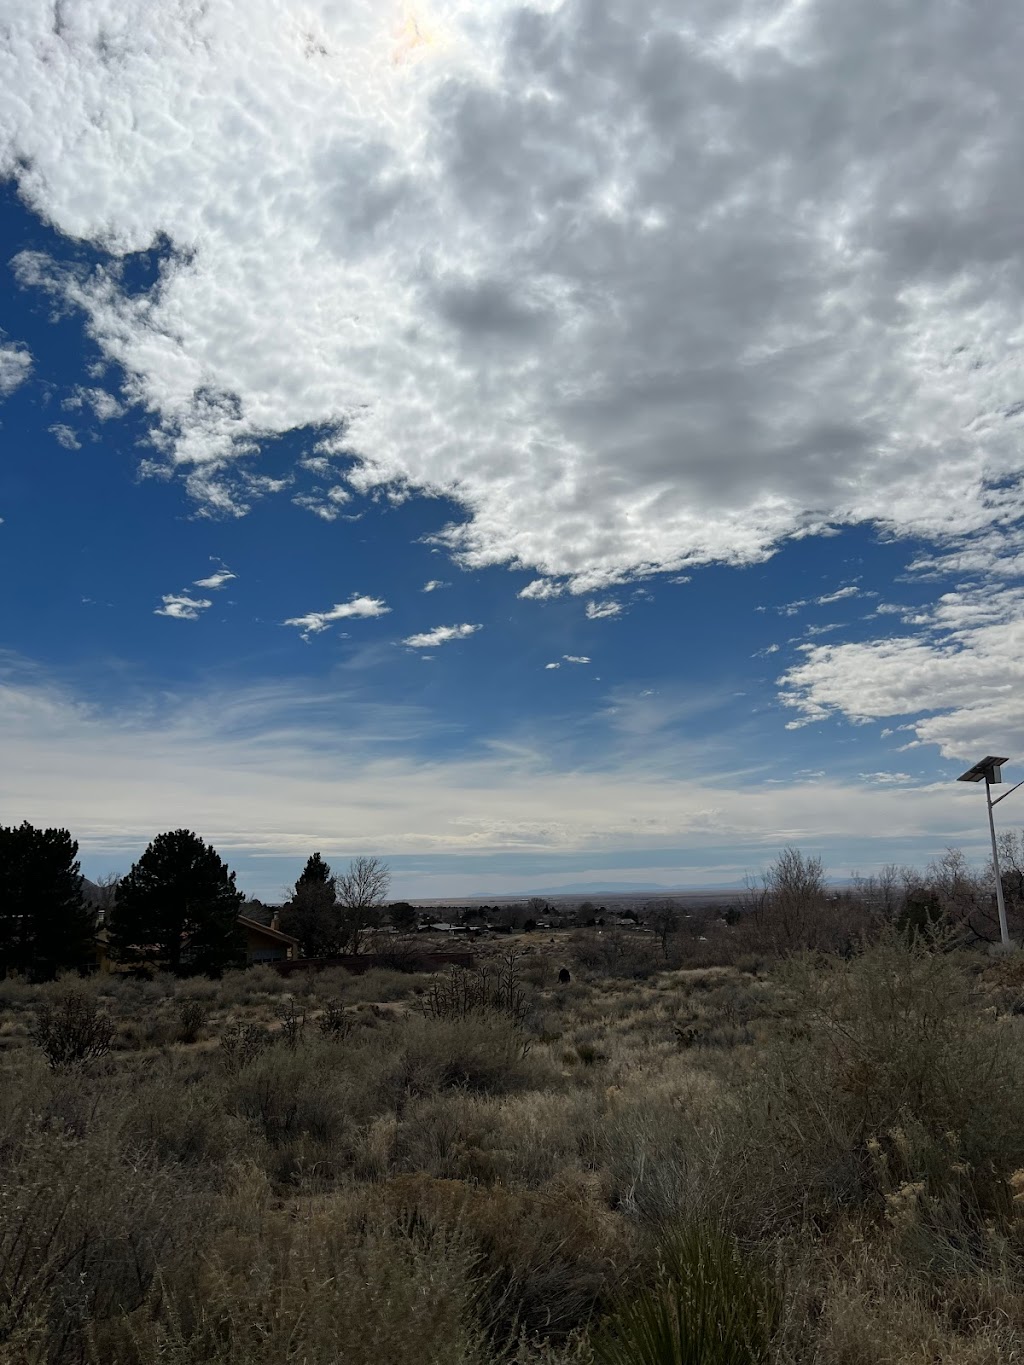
top-left (558, 967), bottom-right (571, 985)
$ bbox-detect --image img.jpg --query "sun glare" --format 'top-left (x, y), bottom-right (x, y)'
top-left (391, 4), bottom-right (445, 66)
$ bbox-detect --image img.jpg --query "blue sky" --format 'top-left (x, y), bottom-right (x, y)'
top-left (2, 0), bottom-right (1023, 899)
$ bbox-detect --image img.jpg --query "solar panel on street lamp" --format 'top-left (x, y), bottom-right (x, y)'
top-left (957, 757), bottom-right (1008, 784)
top-left (956, 755), bottom-right (1014, 948)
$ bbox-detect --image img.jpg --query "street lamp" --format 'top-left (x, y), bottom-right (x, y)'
top-left (956, 755), bottom-right (1024, 949)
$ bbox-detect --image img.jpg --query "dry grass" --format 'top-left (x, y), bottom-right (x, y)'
top-left (2, 935), bottom-right (1024, 1362)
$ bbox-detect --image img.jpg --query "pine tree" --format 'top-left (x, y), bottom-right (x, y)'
top-left (108, 830), bottom-right (245, 976)
top-left (280, 852), bottom-right (340, 958)
top-left (0, 822), bottom-right (96, 980)
top-left (297, 852), bottom-right (334, 894)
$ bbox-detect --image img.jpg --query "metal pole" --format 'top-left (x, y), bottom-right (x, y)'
top-left (985, 772), bottom-right (1011, 948)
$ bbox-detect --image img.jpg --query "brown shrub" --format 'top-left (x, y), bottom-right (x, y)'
top-left (375, 1170), bottom-right (637, 1342)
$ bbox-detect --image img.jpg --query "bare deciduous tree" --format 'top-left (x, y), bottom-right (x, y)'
top-left (336, 856), bottom-right (391, 954)
top-left (336, 856), bottom-right (391, 910)
top-left (644, 899), bottom-right (680, 956)
top-left (758, 846), bottom-right (828, 949)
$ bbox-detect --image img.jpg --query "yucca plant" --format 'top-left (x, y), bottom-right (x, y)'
top-left (593, 1223), bottom-right (780, 1365)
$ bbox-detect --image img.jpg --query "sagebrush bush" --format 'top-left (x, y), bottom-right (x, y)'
top-left (0, 1123), bottom-right (208, 1363)
top-left (95, 1206), bottom-right (488, 1365)
top-left (715, 932), bottom-right (1024, 1233)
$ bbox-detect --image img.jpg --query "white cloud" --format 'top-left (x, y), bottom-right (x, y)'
top-left (284, 594), bottom-right (391, 640)
top-left (193, 564), bottom-right (236, 590)
top-left (586, 601), bottom-right (622, 621)
top-left (402, 623), bottom-right (481, 648)
top-left (544, 661), bottom-right (560, 670)
top-left (519, 579), bottom-right (563, 601)
top-left (422, 579), bottom-right (447, 592)
top-left (780, 585), bottom-right (862, 616)
top-left (859, 772), bottom-right (914, 785)
top-left (816, 586), bottom-right (861, 606)
top-left (563, 655), bottom-right (590, 664)
top-left (779, 584), bottom-right (1024, 759)
top-left (0, 340), bottom-right (31, 397)
top-left (291, 492), bottom-right (343, 521)
top-left (155, 593), bottom-right (212, 621)
top-left (0, 662), bottom-right (995, 897)
top-left (65, 385), bottom-right (125, 421)
top-left (49, 424), bottom-right (82, 450)
top-left (6, 1), bottom-right (1024, 589)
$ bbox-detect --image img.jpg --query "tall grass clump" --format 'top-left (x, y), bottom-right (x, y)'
top-left (594, 1223), bottom-right (779, 1365)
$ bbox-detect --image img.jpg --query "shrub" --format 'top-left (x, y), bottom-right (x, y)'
top-left (176, 998), bottom-right (206, 1044)
top-left (114, 1204), bottom-right (486, 1365)
top-left (718, 931), bottom-right (1024, 1232)
top-left (275, 997), bottom-right (305, 1050)
top-left (219, 1022), bottom-right (272, 1071)
top-left (420, 951), bottom-right (529, 1026)
top-left (0, 1124), bottom-right (206, 1363)
top-left (317, 1000), bottom-right (353, 1037)
top-left (378, 1170), bottom-right (635, 1342)
top-left (30, 987), bottom-right (115, 1069)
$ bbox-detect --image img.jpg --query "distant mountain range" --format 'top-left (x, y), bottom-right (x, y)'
top-left (466, 881), bottom-right (738, 898)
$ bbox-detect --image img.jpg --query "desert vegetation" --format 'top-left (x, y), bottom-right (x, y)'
top-left (3, 846), bottom-right (1024, 1362)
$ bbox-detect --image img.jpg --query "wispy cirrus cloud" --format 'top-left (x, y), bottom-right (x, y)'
top-left (778, 585), bottom-right (863, 616)
top-left (0, 661), bottom-right (986, 897)
top-left (193, 562), bottom-right (236, 590)
top-left (586, 601), bottom-right (622, 621)
top-left (402, 623), bottom-right (481, 649)
top-left (283, 594), bottom-right (391, 641)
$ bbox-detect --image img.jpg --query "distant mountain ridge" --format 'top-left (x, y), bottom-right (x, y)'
top-left (467, 881), bottom-right (737, 897)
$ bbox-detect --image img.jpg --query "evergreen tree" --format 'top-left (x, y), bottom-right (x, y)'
top-left (0, 822), bottom-right (96, 980)
top-left (280, 852), bottom-right (340, 958)
top-left (108, 830), bottom-right (245, 976)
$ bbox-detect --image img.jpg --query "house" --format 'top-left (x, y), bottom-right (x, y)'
top-left (237, 914), bottom-right (298, 963)
top-left (93, 913), bottom-right (298, 971)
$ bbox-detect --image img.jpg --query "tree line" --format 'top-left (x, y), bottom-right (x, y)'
top-left (0, 821), bottom-right (393, 980)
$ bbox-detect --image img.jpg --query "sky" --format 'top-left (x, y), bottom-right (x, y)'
top-left (2, 0), bottom-right (1024, 900)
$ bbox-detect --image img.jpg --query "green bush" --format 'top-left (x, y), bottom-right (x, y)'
top-left (594, 1223), bottom-right (780, 1365)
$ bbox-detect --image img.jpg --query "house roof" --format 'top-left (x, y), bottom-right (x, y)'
top-left (237, 915), bottom-right (298, 946)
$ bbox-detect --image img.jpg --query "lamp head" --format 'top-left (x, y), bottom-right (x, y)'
top-left (957, 756), bottom-right (1009, 784)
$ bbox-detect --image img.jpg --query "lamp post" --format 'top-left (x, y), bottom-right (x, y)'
top-left (956, 755), bottom-right (1024, 950)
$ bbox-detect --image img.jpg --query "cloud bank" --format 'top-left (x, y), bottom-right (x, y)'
top-left (4, 0), bottom-right (1024, 593)
top-left (0, 663), bottom-right (987, 893)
